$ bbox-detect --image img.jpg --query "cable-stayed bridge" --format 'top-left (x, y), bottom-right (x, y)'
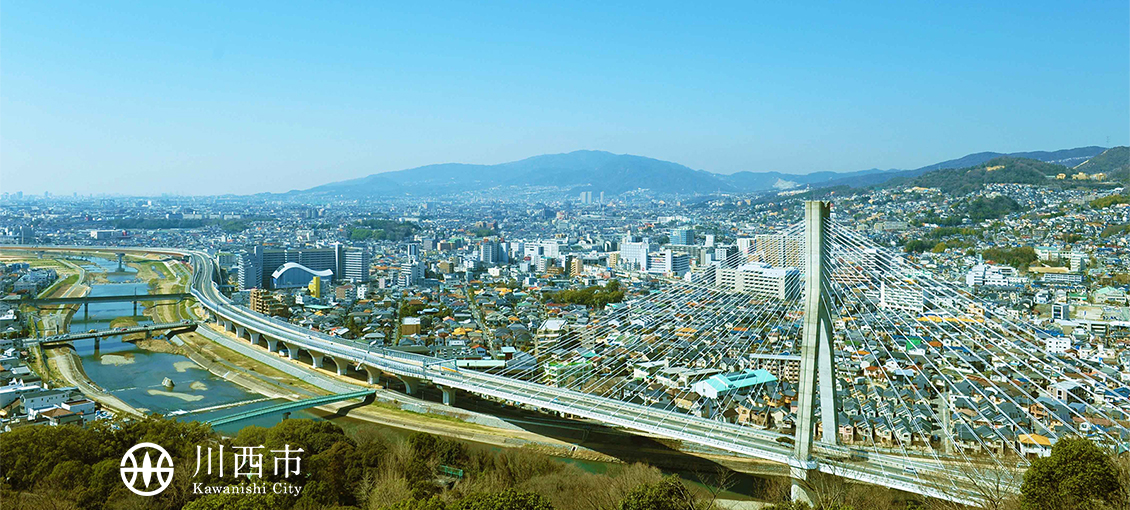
top-left (17, 202), bottom-right (1130, 506)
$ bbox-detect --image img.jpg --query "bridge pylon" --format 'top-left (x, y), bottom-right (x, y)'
top-left (792, 201), bottom-right (840, 505)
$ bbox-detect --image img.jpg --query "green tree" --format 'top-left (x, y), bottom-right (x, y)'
top-left (182, 489), bottom-right (286, 510)
top-left (982, 246), bottom-right (1038, 270)
top-left (455, 489), bottom-right (554, 510)
top-left (1021, 436), bottom-right (1121, 510)
top-left (903, 239), bottom-right (934, 253)
top-left (1090, 194), bottom-right (1130, 209)
top-left (385, 497), bottom-right (450, 510)
top-left (546, 281), bottom-right (625, 309)
top-left (617, 476), bottom-right (697, 510)
top-left (931, 242), bottom-right (947, 253)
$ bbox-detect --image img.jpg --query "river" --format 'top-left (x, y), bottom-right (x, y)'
top-left (66, 255), bottom-right (324, 430)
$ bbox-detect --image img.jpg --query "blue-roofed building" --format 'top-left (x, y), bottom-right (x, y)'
top-left (692, 369), bottom-right (777, 399)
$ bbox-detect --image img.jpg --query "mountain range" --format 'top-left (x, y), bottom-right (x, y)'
top-left (296, 146), bottom-right (1119, 197)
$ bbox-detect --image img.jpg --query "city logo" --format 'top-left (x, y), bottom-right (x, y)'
top-left (118, 441), bottom-right (307, 497)
top-left (120, 442), bottom-right (175, 497)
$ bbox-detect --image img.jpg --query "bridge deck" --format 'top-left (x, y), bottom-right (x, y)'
top-left (24, 293), bottom-right (191, 306)
top-left (203, 390), bottom-right (375, 427)
top-left (36, 321), bottom-right (196, 345)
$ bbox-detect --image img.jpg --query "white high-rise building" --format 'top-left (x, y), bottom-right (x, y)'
top-left (1043, 336), bottom-right (1071, 354)
top-left (524, 240), bottom-right (560, 259)
top-left (866, 282), bottom-right (924, 312)
top-left (736, 237), bottom-right (754, 256)
top-left (753, 234), bottom-right (803, 268)
top-left (399, 260), bottom-right (424, 287)
top-left (1068, 252), bottom-right (1087, 273)
top-left (647, 250), bottom-right (691, 276)
top-left (342, 247), bottom-right (370, 282)
top-left (715, 262), bottom-right (801, 299)
top-left (619, 236), bottom-right (650, 271)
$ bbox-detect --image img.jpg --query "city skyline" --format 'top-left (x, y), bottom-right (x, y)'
top-left (2, 1), bottom-right (1128, 195)
top-left (4, 3), bottom-right (1130, 508)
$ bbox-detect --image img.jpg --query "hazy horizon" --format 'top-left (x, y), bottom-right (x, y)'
top-left (2, 2), bottom-right (1127, 195)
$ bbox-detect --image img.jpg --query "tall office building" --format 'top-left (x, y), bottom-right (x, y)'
top-left (619, 236), bottom-right (650, 271)
top-left (715, 262), bottom-right (801, 299)
top-left (237, 247), bottom-right (263, 290)
top-left (342, 247), bottom-right (370, 282)
top-left (648, 250), bottom-right (691, 276)
top-left (479, 240), bottom-right (506, 265)
top-left (17, 226), bottom-right (34, 244)
top-left (671, 228), bottom-right (694, 246)
top-left (535, 256), bottom-right (551, 273)
top-left (568, 256), bottom-right (584, 276)
top-left (736, 237), bottom-right (754, 256)
top-left (399, 260), bottom-right (424, 287)
top-left (753, 234), bottom-right (804, 268)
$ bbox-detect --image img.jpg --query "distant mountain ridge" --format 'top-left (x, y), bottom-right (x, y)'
top-left (306, 151), bottom-right (730, 196)
top-left (296, 146), bottom-right (1112, 197)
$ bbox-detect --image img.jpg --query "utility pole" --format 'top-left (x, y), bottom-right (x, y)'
top-left (792, 200), bottom-right (840, 504)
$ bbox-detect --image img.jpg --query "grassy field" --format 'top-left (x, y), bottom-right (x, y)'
top-left (25, 344), bottom-right (64, 387)
top-left (39, 274), bottom-right (79, 299)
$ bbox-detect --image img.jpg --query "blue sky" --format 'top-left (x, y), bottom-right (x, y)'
top-left (2, 1), bottom-right (1127, 195)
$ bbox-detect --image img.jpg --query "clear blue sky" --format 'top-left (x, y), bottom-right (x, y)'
top-left (2, 1), bottom-right (1127, 195)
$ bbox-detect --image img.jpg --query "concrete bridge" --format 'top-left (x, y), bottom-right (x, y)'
top-left (203, 390), bottom-right (376, 427)
top-left (21, 292), bottom-right (192, 320)
top-left (30, 320), bottom-right (198, 347)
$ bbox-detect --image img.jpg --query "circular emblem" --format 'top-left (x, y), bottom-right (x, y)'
top-left (120, 442), bottom-right (175, 496)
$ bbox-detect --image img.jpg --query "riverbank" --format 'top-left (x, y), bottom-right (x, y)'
top-left (44, 345), bottom-right (144, 418)
top-left (25, 257), bottom-right (89, 335)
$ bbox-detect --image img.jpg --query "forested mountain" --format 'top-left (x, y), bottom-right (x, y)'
top-left (888, 157), bottom-right (1064, 195)
top-left (1074, 146), bottom-right (1130, 183)
top-left (295, 147), bottom-right (1111, 198)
